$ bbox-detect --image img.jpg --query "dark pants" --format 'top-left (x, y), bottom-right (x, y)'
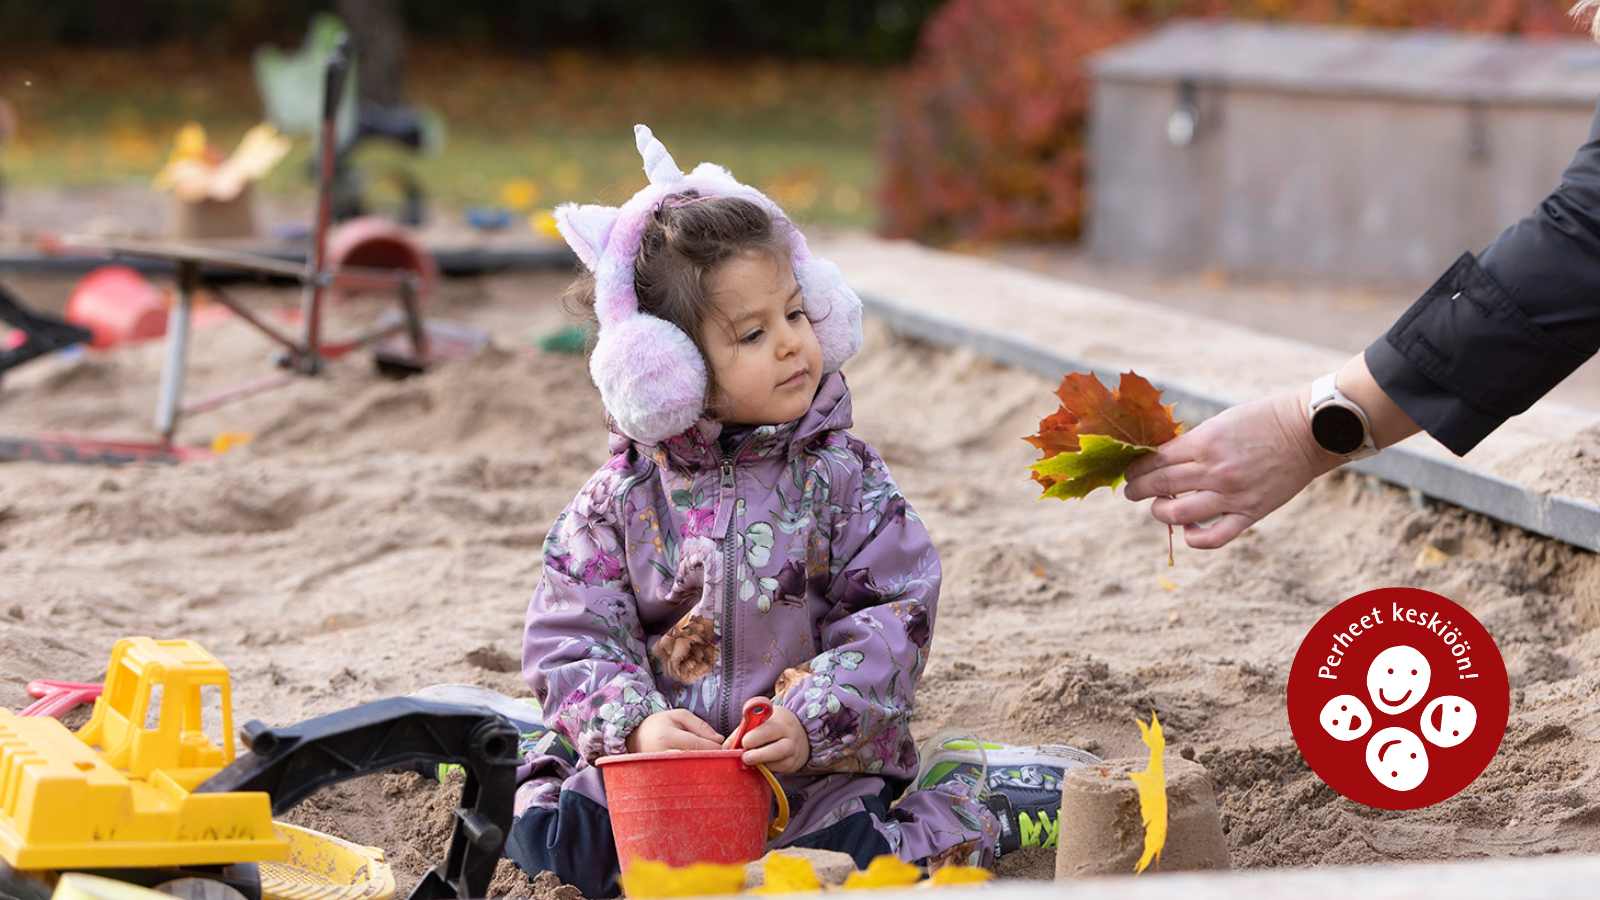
top-left (505, 785), bottom-right (902, 899)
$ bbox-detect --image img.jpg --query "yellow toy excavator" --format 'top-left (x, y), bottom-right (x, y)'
top-left (0, 638), bottom-right (519, 900)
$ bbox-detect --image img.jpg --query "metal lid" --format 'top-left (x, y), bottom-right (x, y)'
top-left (1091, 20), bottom-right (1600, 106)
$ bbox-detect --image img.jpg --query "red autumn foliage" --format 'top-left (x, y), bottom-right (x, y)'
top-left (879, 0), bottom-right (1589, 243)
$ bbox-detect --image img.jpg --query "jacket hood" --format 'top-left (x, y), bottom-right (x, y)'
top-left (608, 372), bottom-right (854, 472)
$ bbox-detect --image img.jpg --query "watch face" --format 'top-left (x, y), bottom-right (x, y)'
top-left (1312, 404), bottom-right (1366, 455)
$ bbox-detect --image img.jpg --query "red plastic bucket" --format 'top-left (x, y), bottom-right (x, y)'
top-left (597, 750), bottom-right (786, 871)
top-left (65, 266), bottom-right (168, 349)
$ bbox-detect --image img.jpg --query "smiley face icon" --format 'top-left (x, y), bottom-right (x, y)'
top-left (1365, 726), bottom-right (1429, 791)
top-left (1318, 694), bottom-right (1372, 741)
top-left (1420, 695), bottom-right (1477, 748)
top-left (1367, 645), bottom-right (1430, 714)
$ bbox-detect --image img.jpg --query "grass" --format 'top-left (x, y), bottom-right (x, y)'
top-left (1, 46), bottom-right (889, 228)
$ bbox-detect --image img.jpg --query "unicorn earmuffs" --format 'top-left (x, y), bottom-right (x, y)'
top-left (553, 125), bottom-right (864, 445)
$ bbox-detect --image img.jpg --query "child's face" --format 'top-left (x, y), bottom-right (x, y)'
top-left (700, 250), bottom-right (823, 427)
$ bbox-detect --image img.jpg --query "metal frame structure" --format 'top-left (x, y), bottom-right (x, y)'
top-left (59, 37), bottom-right (430, 445)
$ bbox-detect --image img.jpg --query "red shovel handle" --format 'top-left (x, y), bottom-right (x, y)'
top-left (730, 701), bottom-right (773, 750)
top-left (729, 701), bottom-right (788, 839)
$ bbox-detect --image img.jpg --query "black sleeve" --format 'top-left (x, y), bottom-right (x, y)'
top-left (1365, 101), bottom-right (1600, 457)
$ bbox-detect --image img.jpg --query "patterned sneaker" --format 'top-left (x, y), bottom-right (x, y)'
top-left (916, 737), bottom-right (1100, 858)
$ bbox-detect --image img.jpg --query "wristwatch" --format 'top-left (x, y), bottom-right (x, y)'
top-left (1307, 372), bottom-right (1378, 460)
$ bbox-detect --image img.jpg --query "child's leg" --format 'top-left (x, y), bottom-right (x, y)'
top-left (505, 787), bottom-right (622, 898)
top-left (778, 791), bottom-right (896, 870)
top-left (915, 738), bottom-right (1101, 862)
top-left (884, 778), bottom-right (1000, 869)
top-left (504, 727), bottom-right (620, 896)
top-left (780, 778), bottom-right (1000, 871)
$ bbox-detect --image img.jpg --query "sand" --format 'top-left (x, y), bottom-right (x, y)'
top-left (3, 271), bottom-right (1599, 894)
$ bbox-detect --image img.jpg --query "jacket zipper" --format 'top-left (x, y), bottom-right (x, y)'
top-left (718, 455), bottom-right (737, 735)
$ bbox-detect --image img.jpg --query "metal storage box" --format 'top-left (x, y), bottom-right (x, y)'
top-left (1088, 21), bottom-right (1600, 282)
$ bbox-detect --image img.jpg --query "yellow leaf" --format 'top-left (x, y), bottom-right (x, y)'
top-left (530, 210), bottom-right (562, 240)
top-left (749, 853), bottom-right (822, 894)
top-left (210, 432), bottom-right (254, 455)
top-left (618, 861), bottom-right (746, 898)
top-left (500, 177), bottom-right (542, 211)
top-left (1032, 433), bottom-right (1152, 500)
top-left (841, 856), bottom-right (920, 890)
top-left (1128, 711), bottom-right (1168, 874)
top-left (929, 866), bottom-right (992, 886)
top-left (1156, 576), bottom-right (1177, 592)
top-left (1415, 543), bottom-right (1452, 569)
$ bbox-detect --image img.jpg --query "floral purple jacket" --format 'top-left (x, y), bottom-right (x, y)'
top-left (521, 373), bottom-right (942, 829)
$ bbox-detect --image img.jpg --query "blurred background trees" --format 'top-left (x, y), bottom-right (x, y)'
top-left (0, 0), bottom-right (1592, 240)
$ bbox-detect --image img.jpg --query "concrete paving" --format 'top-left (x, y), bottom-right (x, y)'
top-left (815, 234), bottom-right (1600, 551)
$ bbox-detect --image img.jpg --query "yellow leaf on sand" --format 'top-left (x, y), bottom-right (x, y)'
top-left (840, 856), bottom-right (921, 890)
top-left (210, 432), bottom-right (254, 455)
top-left (749, 853), bottom-right (822, 894)
top-left (1415, 543), bottom-right (1452, 569)
top-left (1156, 576), bottom-right (1177, 592)
top-left (929, 866), bottom-right (993, 886)
top-left (618, 861), bottom-right (746, 898)
top-left (1128, 712), bottom-right (1168, 874)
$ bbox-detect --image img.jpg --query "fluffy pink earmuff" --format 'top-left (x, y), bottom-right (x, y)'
top-left (554, 125), bottom-right (863, 444)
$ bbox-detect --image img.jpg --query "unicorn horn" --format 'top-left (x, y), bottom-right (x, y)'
top-left (635, 124), bottom-right (683, 186)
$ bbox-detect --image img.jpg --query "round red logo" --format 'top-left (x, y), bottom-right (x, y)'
top-left (1287, 586), bottom-right (1509, 809)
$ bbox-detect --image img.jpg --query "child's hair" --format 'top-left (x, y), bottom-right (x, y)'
top-left (565, 191), bottom-right (789, 368)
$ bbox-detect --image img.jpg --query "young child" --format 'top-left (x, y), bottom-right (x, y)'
top-left (507, 126), bottom-right (1076, 896)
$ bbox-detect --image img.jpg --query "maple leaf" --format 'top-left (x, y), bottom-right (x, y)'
top-left (1128, 711), bottom-right (1169, 875)
top-left (1022, 406), bottom-right (1081, 458)
top-left (1028, 371), bottom-right (1184, 563)
top-left (1031, 433), bottom-right (1147, 499)
top-left (1028, 372), bottom-right (1180, 498)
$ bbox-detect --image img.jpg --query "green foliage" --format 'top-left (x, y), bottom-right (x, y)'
top-left (1, 49), bottom-right (886, 228)
top-left (1032, 433), bottom-right (1152, 500)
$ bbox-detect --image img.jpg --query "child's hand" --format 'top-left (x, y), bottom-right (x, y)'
top-left (725, 697), bottom-right (810, 774)
top-left (626, 709), bottom-right (724, 754)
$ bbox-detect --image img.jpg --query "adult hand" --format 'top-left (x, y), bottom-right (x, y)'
top-left (1122, 388), bottom-right (1340, 549)
top-left (723, 696), bottom-right (811, 774)
top-left (626, 708), bottom-right (724, 753)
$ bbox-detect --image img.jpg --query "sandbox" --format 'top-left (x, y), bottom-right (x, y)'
top-left (1, 266), bottom-right (1596, 894)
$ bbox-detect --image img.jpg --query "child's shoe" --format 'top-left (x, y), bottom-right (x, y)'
top-left (916, 737), bottom-right (1100, 858)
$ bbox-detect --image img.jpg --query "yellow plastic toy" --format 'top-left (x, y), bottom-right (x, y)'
top-left (260, 823), bottom-right (395, 900)
top-left (50, 873), bottom-right (172, 900)
top-left (3, 635), bottom-right (516, 900)
top-left (0, 638), bottom-right (285, 870)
